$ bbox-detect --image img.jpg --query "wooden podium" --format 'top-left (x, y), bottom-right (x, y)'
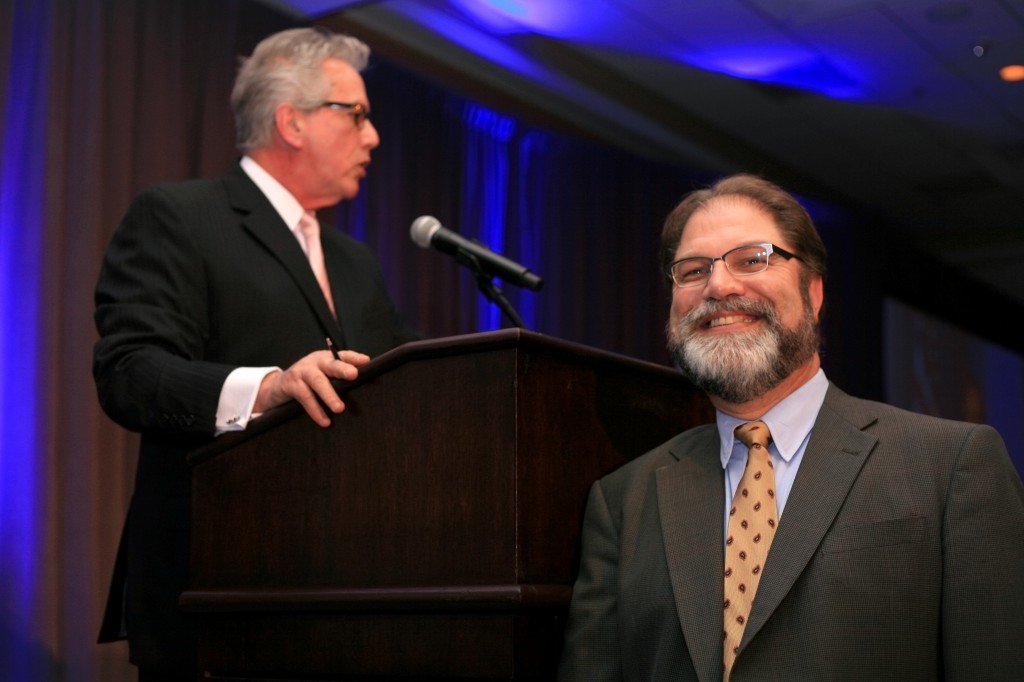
top-left (182, 329), bottom-right (711, 680)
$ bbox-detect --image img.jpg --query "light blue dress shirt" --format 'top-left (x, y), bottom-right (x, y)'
top-left (717, 369), bottom-right (829, 537)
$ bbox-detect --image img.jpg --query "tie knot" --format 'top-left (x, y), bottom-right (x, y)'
top-left (735, 421), bottom-right (772, 451)
top-left (297, 211), bottom-right (318, 236)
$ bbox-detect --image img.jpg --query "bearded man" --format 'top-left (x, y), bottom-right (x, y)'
top-left (557, 174), bottom-right (1024, 682)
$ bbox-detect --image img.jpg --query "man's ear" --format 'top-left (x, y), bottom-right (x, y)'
top-left (809, 275), bottom-right (824, 319)
top-left (274, 103), bottom-right (304, 148)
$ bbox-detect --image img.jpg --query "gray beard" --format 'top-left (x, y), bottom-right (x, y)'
top-left (666, 297), bottom-right (819, 404)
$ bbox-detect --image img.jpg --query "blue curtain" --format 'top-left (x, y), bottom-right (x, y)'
top-left (1, 0), bottom-right (51, 677)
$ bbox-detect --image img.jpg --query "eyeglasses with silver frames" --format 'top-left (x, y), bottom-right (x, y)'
top-left (666, 243), bottom-right (803, 288)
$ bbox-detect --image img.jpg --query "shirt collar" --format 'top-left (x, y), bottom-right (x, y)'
top-left (716, 368), bottom-right (829, 469)
top-left (239, 155), bottom-right (305, 232)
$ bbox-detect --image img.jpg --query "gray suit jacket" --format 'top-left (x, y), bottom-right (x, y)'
top-left (558, 384), bottom-right (1024, 681)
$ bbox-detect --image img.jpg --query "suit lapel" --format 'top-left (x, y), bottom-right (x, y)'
top-left (224, 165), bottom-right (344, 344)
top-left (741, 385), bottom-right (878, 647)
top-left (657, 426), bottom-right (728, 682)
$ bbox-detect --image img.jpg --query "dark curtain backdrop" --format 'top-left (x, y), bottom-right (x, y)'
top-left (5, 0), bottom-right (1018, 680)
top-left (0, 1), bottom-right (713, 678)
top-left (0, 2), bottom-right (304, 679)
top-left (339, 58), bottom-right (716, 355)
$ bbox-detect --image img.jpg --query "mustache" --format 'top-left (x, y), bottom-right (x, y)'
top-left (676, 297), bottom-right (779, 332)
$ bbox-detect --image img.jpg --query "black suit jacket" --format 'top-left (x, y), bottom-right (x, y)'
top-left (558, 384), bottom-right (1024, 682)
top-left (93, 163), bottom-right (419, 672)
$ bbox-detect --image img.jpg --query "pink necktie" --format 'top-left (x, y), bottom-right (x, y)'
top-left (723, 420), bottom-right (777, 680)
top-left (297, 211), bottom-right (335, 316)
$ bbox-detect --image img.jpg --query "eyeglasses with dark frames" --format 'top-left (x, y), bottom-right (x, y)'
top-left (666, 243), bottom-right (803, 288)
top-left (319, 101), bottom-right (371, 129)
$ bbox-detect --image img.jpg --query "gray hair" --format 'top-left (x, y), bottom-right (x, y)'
top-left (231, 27), bottom-right (370, 153)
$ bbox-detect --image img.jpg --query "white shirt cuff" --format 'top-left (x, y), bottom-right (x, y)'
top-left (215, 366), bottom-right (279, 435)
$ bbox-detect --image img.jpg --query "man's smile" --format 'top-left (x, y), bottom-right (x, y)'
top-left (705, 313), bottom-right (759, 330)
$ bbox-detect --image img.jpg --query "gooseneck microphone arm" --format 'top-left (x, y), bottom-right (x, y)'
top-left (457, 251), bottom-right (527, 328)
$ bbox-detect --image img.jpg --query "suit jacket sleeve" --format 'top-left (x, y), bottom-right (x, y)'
top-left (93, 182), bottom-right (232, 435)
top-left (558, 480), bottom-right (624, 682)
top-left (940, 421), bottom-right (1024, 680)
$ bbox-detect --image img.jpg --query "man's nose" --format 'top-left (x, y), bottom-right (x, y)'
top-left (702, 260), bottom-right (744, 299)
top-left (363, 119), bottom-right (380, 149)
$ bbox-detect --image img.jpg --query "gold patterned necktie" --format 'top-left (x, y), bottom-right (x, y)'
top-left (723, 420), bottom-right (778, 680)
top-left (297, 211), bottom-right (335, 316)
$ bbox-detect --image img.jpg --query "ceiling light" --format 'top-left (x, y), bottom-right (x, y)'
top-left (999, 65), bottom-right (1024, 82)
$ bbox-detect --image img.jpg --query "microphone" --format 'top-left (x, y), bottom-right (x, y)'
top-left (410, 216), bottom-right (543, 291)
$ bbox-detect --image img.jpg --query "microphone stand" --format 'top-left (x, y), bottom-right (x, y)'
top-left (455, 249), bottom-right (528, 329)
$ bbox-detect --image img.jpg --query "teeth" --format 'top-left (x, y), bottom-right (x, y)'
top-left (708, 315), bottom-right (749, 328)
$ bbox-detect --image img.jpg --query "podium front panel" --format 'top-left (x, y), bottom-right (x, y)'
top-left (185, 330), bottom-right (712, 680)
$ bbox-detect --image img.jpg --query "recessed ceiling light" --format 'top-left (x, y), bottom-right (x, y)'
top-left (1000, 65), bottom-right (1024, 82)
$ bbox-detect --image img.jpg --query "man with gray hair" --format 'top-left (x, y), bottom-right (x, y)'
top-left (94, 27), bottom-right (418, 680)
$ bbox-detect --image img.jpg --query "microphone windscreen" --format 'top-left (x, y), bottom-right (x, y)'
top-left (410, 215), bottom-right (441, 248)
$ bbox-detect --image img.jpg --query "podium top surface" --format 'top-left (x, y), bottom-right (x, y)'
top-left (189, 328), bottom-right (694, 466)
